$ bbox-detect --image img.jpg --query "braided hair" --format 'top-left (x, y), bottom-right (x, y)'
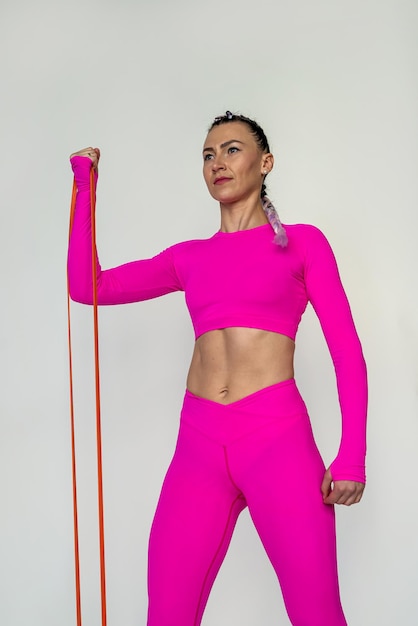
top-left (209, 111), bottom-right (288, 247)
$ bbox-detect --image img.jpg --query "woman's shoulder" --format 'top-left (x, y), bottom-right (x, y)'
top-left (283, 222), bottom-right (327, 238)
top-left (282, 223), bottom-right (337, 266)
top-left (283, 222), bottom-right (333, 248)
top-left (163, 233), bottom-right (218, 264)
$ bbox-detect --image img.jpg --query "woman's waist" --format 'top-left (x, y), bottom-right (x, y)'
top-left (187, 328), bottom-right (295, 405)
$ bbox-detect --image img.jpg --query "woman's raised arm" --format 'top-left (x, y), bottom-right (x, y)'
top-left (67, 150), bottom-right (183, 305)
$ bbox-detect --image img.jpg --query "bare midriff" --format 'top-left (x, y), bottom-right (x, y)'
top-left (186, 327), bottom-right (295, 405)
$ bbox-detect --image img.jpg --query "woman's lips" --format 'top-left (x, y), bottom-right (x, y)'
top-left (214, 177), bottom-right (232, 185)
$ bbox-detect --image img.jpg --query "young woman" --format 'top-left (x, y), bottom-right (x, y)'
top-left (68, 111), bottom-right (367, 626)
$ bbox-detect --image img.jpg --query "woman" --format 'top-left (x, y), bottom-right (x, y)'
top-left (68, 111), bottom-right (367, 626)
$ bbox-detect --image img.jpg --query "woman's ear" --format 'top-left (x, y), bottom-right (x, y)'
top-left (261, 153), bottom-right (274, 175)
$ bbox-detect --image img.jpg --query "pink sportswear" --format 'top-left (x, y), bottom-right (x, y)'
top-left (68, 156), bottom-right (367, 483)
top-left (149, 380), bottom-right (348, 625)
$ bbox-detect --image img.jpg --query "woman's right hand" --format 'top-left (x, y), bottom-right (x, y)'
top-left (70, 147), bottom-right (100, 170)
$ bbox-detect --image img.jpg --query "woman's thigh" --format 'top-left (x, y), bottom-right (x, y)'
top-left (147, 421), bottom-right (246, 626)
top-left (232, 414), bottom-right (347, 626)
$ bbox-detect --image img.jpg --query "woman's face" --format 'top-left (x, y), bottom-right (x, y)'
top-left (202, 122), bottom-right (273, 204)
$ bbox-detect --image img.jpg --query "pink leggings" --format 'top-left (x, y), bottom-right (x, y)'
top-left (147, 379), bottom-right (347, 625)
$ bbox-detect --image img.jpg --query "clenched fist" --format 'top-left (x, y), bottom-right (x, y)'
top-left (70, 147), bottom-right (100, 170)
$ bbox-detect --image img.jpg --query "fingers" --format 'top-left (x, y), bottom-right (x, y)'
top-left (322, 472), bottom-right (365, 507)
top-left (320, 468), bottom-right (333, 500)
top-left (69, 147), bottom-right (99, 159)
top-left (324, 483), bottom-right (364, 506)
top-left (70, 147), bottom-right (100, 169)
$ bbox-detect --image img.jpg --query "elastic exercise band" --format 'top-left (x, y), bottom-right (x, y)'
top-left (67, 169), bottom-right (107, 626)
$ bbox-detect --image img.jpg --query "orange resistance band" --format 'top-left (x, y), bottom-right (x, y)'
top-left (67, 170), bottom-right (107, 626)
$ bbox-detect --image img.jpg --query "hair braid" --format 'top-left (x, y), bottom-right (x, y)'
top-left (261, 196), bottom-right (288, 247)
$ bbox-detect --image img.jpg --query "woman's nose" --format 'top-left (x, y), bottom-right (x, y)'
top-left (211, 157), bottom-right (226, 172)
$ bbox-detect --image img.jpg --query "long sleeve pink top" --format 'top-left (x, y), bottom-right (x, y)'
top-left (68, 156), bottom-right (367, 483)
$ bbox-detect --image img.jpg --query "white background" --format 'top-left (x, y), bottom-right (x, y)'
top-left (1, 0), bottom-right (417, 624)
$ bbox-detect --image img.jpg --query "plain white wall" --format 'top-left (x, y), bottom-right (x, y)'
top-left (1, 0), bottom-right (417, 624)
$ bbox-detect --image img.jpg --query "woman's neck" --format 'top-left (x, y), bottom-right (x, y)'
top-left (219, 197), bottom-right (268, 233)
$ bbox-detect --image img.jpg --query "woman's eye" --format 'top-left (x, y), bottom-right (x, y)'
top-left (203, 153), bottom-right (213, 161)
top-left (228, 146), bottom-right (239, 154)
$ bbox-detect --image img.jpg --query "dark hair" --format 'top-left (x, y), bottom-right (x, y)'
top-left (208, 111), bottom-right (288, 247)
top-left (210, 111), bottom-right (270, 153)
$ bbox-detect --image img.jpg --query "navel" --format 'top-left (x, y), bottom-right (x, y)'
top-left (219, 387), bottom-right (229, 400)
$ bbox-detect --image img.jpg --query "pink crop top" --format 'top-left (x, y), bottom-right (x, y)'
top-left (68, 156), bottom-right (367, 483)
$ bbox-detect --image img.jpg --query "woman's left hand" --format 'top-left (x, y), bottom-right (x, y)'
top-left (321, 468), bottom-right (365, 506)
